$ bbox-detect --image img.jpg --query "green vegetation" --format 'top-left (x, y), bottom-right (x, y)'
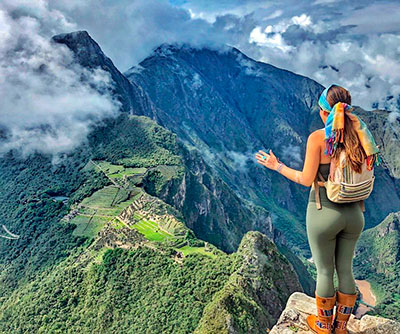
top-left (0, 247), bottom-right (235, 334)
top-left (194, 232), bottom-right (302, 334)
top-left (132, 216), bottom-right (174, 241)
top-left (177, 245), bottom-right (215, 258)
top-left (71, 215), bottom-right (110, 237)
top-left (95, 160), bottom-right (147, 178)
top-left (0, 113), bottom-right (186, 297)
top-left (353, 212), bottom-right (400, 321)
top-left (68, 186), bottom-right (142, 238)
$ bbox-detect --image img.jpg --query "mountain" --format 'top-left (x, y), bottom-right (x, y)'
top-left (123, 42), bottom-right (320, 255)
top-left (51, 30), bottom-right (151, 116)
top-left (51, 31), bottom-right (279, 255)
top-left (1, 29), bottom-right (399, 333)
top-left (354, 211), bottom-right (400, 320)
top-left (124, 42), bottom-right (400, 257)
top-left (0, 99), bottom-right (308, 332)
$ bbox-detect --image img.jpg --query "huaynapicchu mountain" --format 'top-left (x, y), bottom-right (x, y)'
top-left (0, 30), bottom-right (399, 333)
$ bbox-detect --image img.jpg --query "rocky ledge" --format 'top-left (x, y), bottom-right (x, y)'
top-left (270, 292), bottom-right (400, 334)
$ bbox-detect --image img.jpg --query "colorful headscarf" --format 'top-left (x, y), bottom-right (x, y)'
top-left (318, 84), bottom-right (381, 170)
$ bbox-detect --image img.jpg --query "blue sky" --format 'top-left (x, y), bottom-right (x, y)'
top-left (0, 0), bottom-right (399, 157)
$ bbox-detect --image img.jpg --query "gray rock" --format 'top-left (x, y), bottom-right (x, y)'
top-left (270, 292), bottom-right (400, 334)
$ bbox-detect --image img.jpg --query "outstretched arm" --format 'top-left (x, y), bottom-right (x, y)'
top-left (255, 131), bottom-right (321, 187)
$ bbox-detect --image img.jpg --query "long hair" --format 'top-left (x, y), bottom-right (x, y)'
top-left (326, 85), bottom-right (365, 173)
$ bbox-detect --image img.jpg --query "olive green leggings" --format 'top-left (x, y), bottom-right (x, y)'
top-left (306, 200), bottom-right (365, 298)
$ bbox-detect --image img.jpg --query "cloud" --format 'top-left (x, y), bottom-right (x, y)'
top-left (46, 0), bottom-right (400, 112)
top-left (340, 3), bottom-right (400, 34)
top-left (48, 0), bottom-right (231, 72)
top-left (242, 5), bottom-right (400, 112)
top-left (225, 150), bottom-right (252, 173)
top-left (280, 145), bottom-right (302, 168)
top-left (235, 52), bottom-right (264, 77)
top-left (0, 1), bottom-right (122, 161)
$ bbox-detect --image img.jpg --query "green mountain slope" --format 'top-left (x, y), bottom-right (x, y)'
top-left (354, 211), bottom-right (400, 321)
top-left (0, 112), bottom-right (308, 333)
top-left (195, 232), bottom-right (302, 334)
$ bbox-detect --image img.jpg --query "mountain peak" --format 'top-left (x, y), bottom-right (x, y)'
top-left (52, 30), bottom-right (98, 50)
top-left (51, 30), bottom-right (108, 68)
top-left (147, 41), bottom-right (237, 60)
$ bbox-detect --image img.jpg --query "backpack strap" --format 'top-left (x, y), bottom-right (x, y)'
top-left (314, 178), bottom-right (322, 210)
top-left (313, 172), bottom-right (326, 210)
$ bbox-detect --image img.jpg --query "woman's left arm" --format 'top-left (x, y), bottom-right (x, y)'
top-left (255, 130), bottom-right (321, 187)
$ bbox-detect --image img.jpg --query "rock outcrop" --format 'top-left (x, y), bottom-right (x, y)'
top-left (270, 292), bottom-right (400, 334)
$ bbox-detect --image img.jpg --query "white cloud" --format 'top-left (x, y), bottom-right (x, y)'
top-left (291, 14), bottom-right (312, 27)
top-left (226, 150), bottom-right (251, 173)
top-left (0, 1), bottom-right (121, 161)
top-left (280, 145), bottom-right (302, 168)
top-left (236, 52), bottom-right (264, 77)
top-left (249, 26), bottom-right (293, 52)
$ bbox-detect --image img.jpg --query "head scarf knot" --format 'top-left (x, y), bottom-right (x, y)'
top-left (318, 84), bottom-right (381, 170)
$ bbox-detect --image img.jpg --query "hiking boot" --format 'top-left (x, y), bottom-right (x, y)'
top-left (306, 290), bottom-right (336, 333)
top-left (332, 290), bottom-right (358, 334)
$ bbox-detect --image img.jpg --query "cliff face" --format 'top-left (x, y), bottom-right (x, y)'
top-left (157, 143), bottom-right (279, 253)
top-left (270, 292), bottom-right (400, 334)
top-left (355, 211), bottom-right (400, 274)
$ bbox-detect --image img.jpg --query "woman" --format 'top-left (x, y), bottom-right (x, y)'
top-left (255, 84), bottom-right (380, 334)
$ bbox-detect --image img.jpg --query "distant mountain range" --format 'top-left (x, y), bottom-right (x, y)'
top-left (0, 30), bottom-right (398, 332)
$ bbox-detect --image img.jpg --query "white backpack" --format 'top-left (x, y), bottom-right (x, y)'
top-left (314, 150), bottom-right (375, 211)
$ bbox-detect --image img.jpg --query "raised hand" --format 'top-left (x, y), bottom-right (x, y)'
top-left (255, 149), bottom-right (279, 171)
